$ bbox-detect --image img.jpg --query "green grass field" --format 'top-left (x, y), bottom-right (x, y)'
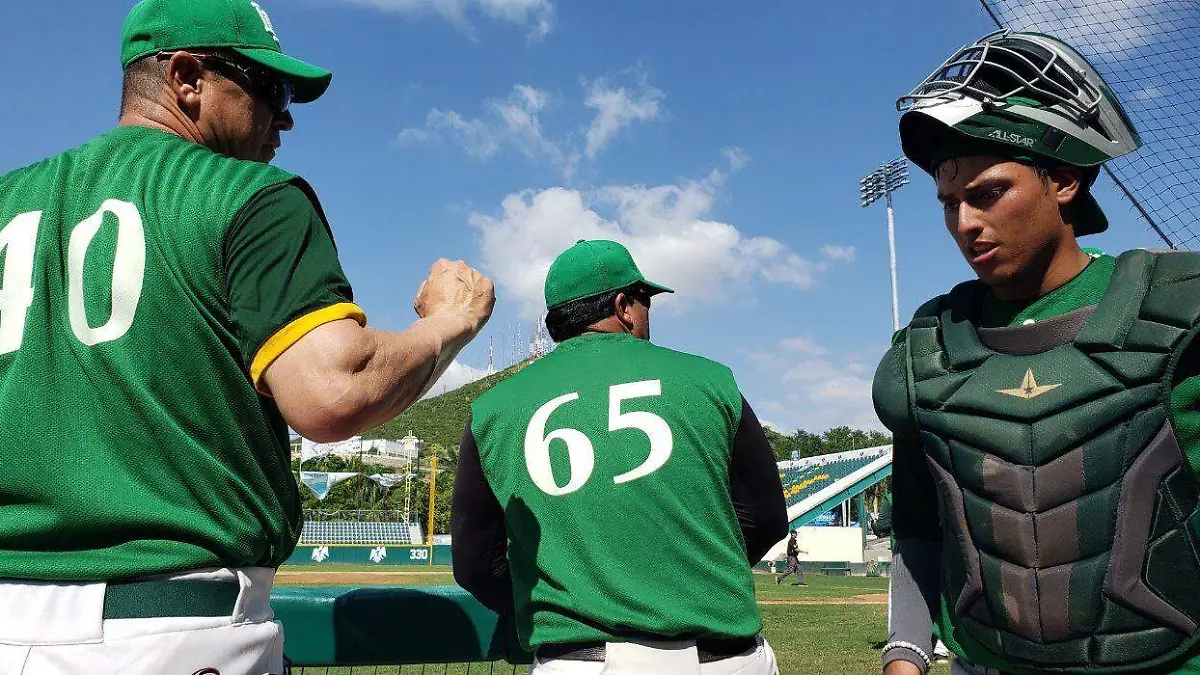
top-left (277, 565), bottom-right (952, 674)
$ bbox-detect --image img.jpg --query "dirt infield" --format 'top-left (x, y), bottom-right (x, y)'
top-left (276, 569), bottom-right (453, 585)
top-left (759, 594), bottom-right (887, 606)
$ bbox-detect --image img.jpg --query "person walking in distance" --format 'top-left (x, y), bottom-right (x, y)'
top-left (775, 530), bottom-right (808, 586)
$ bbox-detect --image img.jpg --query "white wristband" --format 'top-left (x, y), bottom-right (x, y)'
top-left (882, 640), bottom-right (932, 670)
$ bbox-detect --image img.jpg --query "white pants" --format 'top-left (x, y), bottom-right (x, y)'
top-left (0, 567), bottom-right (283, 675)
top-left (530, 636), bottom-right (778, 675)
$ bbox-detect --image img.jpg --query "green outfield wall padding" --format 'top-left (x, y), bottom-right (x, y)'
top-left (286, 544), bottom-right (449, 566)
top-left (271, 585), bottom-right (532, 666)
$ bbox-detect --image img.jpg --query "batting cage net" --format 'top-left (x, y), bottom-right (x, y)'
top-left (979, 0), bottom-right (1200, 249)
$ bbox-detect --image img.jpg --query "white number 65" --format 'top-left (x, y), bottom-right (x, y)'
top-left (524, 380), bottom-right (673, 496)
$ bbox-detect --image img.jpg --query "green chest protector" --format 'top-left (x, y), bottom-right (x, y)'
top-left (904, 250), bottom-right (1200, 672)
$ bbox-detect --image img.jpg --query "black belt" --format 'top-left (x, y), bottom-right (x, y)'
top-left (102, 579), bottom-right (240, 619)
top-left (537, 636), bottom-right (758, 664)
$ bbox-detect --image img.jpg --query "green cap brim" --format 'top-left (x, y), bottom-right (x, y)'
top-left (233, 47), bottom-right (331, 104)
top-left (545, 279), bottom-right (674, 310)
top-left (639, 280), bottom-right (675, 296)
top-left (1073, 191), bottom-right (1108, 237)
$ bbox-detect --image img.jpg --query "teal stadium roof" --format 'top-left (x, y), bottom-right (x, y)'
top-left (777, 446), bottom-right (892, 529)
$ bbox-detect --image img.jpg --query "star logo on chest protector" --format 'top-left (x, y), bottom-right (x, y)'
top-left (997, 368), bottom-right (1063, 400)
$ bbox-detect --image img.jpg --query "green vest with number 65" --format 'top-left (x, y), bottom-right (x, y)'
top-left (471, 331), bottom-right (761, 650)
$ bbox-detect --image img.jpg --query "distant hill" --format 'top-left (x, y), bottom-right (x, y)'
top-left (364, 360), bottom-right (533, 449)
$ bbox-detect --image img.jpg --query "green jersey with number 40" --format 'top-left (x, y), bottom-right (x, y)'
top-left (0, 126), bottom-right (320, 581)
top-left (471, 331), bottom-right (762, 649)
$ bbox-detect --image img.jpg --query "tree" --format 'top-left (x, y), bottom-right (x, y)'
top-left (791, 430), bottom-right (824, 459)
top-left (864, 430), bottom-right (891, 447)
top-left (761, 425), bottom-right (796, 461)
top-left (821, 426), bottom-right (870, 454)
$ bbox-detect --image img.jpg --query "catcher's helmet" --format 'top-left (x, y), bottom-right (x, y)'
top-left (897, 30), bottom-right (1143, 235)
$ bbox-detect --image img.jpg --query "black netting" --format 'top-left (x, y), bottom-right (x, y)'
top-left (980, 0), bottom-right (1200, 249)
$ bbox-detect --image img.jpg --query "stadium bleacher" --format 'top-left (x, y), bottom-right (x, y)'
top-left (298, 520), bottom-right (424, 546)
top-left (778, 450), bottom-right (884, 507)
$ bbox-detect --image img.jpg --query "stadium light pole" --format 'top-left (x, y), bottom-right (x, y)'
top-left (860, 157), bottom-right (910, 333)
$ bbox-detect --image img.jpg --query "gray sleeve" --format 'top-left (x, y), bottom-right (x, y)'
top-left (882, 538), bottom-right (942, 673)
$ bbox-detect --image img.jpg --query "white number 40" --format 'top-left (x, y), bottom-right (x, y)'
top-left (524, 380), bottom-right (673, 496)
top-left (0, 201), bottom-right (145, 355)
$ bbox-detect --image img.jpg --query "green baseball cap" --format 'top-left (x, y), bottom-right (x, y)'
top-left (120, 0), bottom-right (332, 104)
top-left (544, 240), bottom-right (674, 310)
top-left (902, 106), bottom-right (1109, 237)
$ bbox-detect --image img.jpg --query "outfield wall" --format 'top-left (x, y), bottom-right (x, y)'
top-left (792, 526), bottom-right (864, 563)
top-left (290, 534), bottom-right (864, 567)
top-left (287, 544), bottom-right (453, 566)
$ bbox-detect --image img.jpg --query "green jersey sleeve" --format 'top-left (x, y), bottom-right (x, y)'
top-left (224, 182), bottom-right (366, 389)
top-left (1170, 339), bottom-right (1200, 479)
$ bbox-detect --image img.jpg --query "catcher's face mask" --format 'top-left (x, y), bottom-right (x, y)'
top-left (897, 30), bottom-right (1143, 235)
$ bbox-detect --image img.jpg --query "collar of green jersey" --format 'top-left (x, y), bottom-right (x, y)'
top-left (978, 250), bottom-right (1115, 328)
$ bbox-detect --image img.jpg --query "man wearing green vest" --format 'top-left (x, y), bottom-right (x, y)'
top-left (452, 240), bottom-right (787, 674)
top-left (874, 30), bottom-right (1200, 675)
top-left (0, 0), bottom-right (493, 672)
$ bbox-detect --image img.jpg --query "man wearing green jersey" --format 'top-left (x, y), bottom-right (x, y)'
top-left (0, 0), bottom-right (493, 672)
top-left (451, 240), bottom-right (787, 674)
top-left (874, 30), bottom-right (1200, 675)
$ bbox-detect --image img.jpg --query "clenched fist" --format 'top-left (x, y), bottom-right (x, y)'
top-left (414, 259), bottom-right (496, 336)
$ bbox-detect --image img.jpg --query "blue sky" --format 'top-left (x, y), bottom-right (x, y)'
top-left (0, 0), bottom-right (1167, 433)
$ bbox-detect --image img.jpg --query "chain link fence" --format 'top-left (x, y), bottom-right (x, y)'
top-left (303, 510), bottom-right (415, 522)
top-left (980, 0), bottom-right (1200, 249)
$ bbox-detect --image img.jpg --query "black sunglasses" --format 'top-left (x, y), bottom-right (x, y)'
top-left (158, 50), bottom-right (293, 115)
top-left (629, 287), bottom-right (652, 308)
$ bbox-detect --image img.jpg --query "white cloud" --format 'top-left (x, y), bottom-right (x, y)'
top-left (722, 147), bottom-right (751, 171)
top-left (759, 419), bottom-right (787, 433)
top-left (401, 70), bottom-right (665, 175)
top-left (744, 336), bottom-right (884, 433)
top-left (846, 361), bottom-right (870, 375)
top-left (423, 359), bottom-right (490, 398)
top-left (782, 359), bottom-right (845, 384)
top-left (779, 335), bottom-right (828, 357)
top-left (322, 0), bottom-right (554, 39)
top-left (468, 170), bottom-right (850, 318)
top-left (399, 85), bottom-right (559, 162)
top-left (582, 70), bottom-right (665, 160)
top-left (821, 245), bottom-right (856, 262)
top-left (787, 369), bottom-right (882, 432)
top-left (758, 400), bottom-right (789, 414)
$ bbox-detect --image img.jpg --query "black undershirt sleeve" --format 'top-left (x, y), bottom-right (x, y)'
top-left (450, 415), bottom-right (515, 616)
top-left (224, 182), bottom-right (357, 370)
top-left (730, 397), bottom-right (790, 564)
